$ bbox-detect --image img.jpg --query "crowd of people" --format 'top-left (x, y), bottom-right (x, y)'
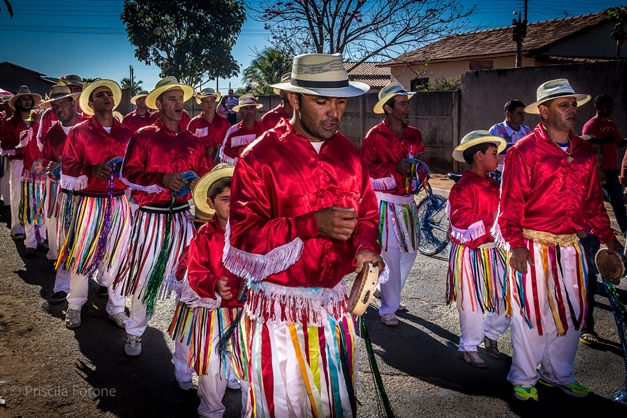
top-left (0, 51), bottom-right (625, 416)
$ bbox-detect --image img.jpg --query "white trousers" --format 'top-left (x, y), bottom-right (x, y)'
top-left (8, 159), bottom-right (24, 233)
top-left (127, 288), bottom-right (151, 336)
top-left (53, 269), bottom-right (71, 294)
top-left (24, 218), bottom-right (46, 249)
top-left (379, 228), bottom-right (417, 315)
top-left (67, 271), bottom-right (126, 315)
top-left (459, 308), bottom-right (510, 352)
top-left (172, 336), bottom-right (194, 384)
top-left (0, 157), bottom-right (10, 205)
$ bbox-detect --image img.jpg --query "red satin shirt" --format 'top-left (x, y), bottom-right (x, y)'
top-left (36, 109), bottom-right (58, 144)
top-left (228, 120), bottom-right (381, 289)
top-left (21, 122), bottom-right (41, 172)
top-left (259, 105), bottom-right (291, 132)
top-left (582, 117), bottom-right (623, 171)
top-left (361, 120), bottom-right (425, 196)
top-left (187, 217), bottom-right (245, 309)
top-left (42, 115), bottom-right (90, 165)
top-left (220, 121), bottom-right (265, 162)
top-left (122, 120), bottom-right (209, 206)
top-left (150, 110), bottom-right (191, 132)
top-left (61, 117), bottom-right (132, 195)
top-left (122, 110), bottom-right (154, 133)
top-left (1, 115), bottom-right (29, 160)
top-left (187, 113), bottom-right (231, 169)
top-left (498, 124), bottom-right (614, 248)
top-left (448, 170), bottom-right (499, 248)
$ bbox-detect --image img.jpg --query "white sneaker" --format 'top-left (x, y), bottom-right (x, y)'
top-left (380, 313), bottom-right (398, 326)
top-left (125, 334), bottom-right (142, 356)
top-left (109, 312), bottom-right (129, 329)
top-left (65, 309), bottom-right (81, 329)
top-left (177, 380), bottom-right (194, 391)
top-left (227, 378), bottom-right (241, 390)
top-left (396, 303), bottom-right (407, 312)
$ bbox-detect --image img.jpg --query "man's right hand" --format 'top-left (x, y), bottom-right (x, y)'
top-left (46, 161), bottom-right (59, 175)
top-left (91, 164), bottom-right (112, 180)
top-left (396, 159), bottom-right (412, 175)
top-left (315, 206), bottom-right (357, 241)
top-left (163, 172), bottom-right (186, 193)
top-left (509, 247), bottom-right (534, 274)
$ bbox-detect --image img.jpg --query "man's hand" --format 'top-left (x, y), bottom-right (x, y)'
top-left (216, 277), bottom-right (233, 300)
top-left (188, 177), bottom-right (200, 190)
top-left (414, 152), bottom-right (428, 163)
top-left (315, 206), bottom-right (357, 241)
top-left (46, 161), bottom-right (59, 175)
top-left (395, 159), bottom-right (412, 175)
top-left (606, 238), bottom-right (624, 254)
top-left (91, 164), bottom-right (112, 180)
top-left (355, 250), bottom-right (385, 274)
top-left (509, 247), bottom-right (534, 274)
top-left (163, 172), bottom-right (186, 193)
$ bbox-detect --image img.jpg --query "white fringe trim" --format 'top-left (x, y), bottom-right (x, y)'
top-left (490, 218), bottom-right (510, 251)
top-left (120, 175), bottom-right (164, 194)
top-left (450, 220), bottom-right (485, 244)
top-left (60, 173), bottom-right (88, 191)
top-left (370, 175), bottom-right (397, 191)
top-left (222, 221), bottom-right (304, 282)
top-left (219, 153), bottom-right (238, 166)
top-left (230, 134), bottom-right (256, 148)
top-left (175, 273), bottom-right (222, 310)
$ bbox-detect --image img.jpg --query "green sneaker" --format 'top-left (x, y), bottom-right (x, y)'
top-left (538, 379), bottom-right (589, 398)
top-left (514, 384), bottom-right (538, 401)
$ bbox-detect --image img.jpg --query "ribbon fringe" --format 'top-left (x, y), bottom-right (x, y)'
top-left (60, 173), bottom-right (88, 191)
top-left (120, 175), bottom-right (164, 194)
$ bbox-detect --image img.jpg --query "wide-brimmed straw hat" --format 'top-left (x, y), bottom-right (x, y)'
top-left (595, 248), bottom-right (625, 282)
top-left (232, 94), bottom-right (263, 112)
top-left (374, 82), bottom-right (416, 114)
top-left (130, 90), bottom-right (149, 105)
top-left (2, 95), bottom-right (14, 104)
top-left (270, 53), bottom-right (370, 97)
top-left (145, 76), bottom-right (194, 110)
top-left (59, 74), bottom-right (84, 89)
top-left (195, 87), bottom-right (221, 105)
top-left (272, 73), bottom-right (291, 95)
top-left (9, 85), bottom-right (42, 109)
top-left (79, 79), bottom-right (122, 116)
top-left (40, 85), bottom-right (81, 109)
top-left (452, 130), bottom-right (507, 162)
top-left (524, 79), bottom-right (591, 114)
top-left (193, 163), bottom-right (235, 219)
top-left (113, 111), bottom-right (124, 123)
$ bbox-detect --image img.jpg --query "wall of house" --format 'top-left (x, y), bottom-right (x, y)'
top-left (542, 22), bottom-right (626, 58)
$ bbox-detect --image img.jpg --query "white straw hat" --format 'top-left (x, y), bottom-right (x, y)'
top-left (9, 85), bottom-right (42, 109)
top-left (232, 94), bottom-right (263, 112)
top-left (145, 76), bottom-right (194, 110)
top-left (452, 130), bottom-right (507, 162)
top-left (373, 82), bottom-right (415, 114)
top-left (130, 90), bottom-right (150, 105)
top-left (40, 85), bottom-right (80, 109)
top-left (79, 79), bottom-right (122, 116)
top-left (195, 87), bottom-right (222, 105)
top-left (524, 79), bottom-right (590, 114)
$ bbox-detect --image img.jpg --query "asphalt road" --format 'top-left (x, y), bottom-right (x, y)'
top-left (1, 200), bottom-right (627, 417)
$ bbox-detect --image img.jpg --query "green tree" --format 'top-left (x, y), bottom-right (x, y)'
top-left (242, 48), bottom-right (292, 96)
top-left (121, 77), bottom-right (144, 96)
top-left (607, 6), bottom-right (627, 59)
top-left (416, 75), bottom-right (461, 92)
top-left (121, 0), bottom-right (246, 88)
top-left (255, 0), bottom-right (475, 71)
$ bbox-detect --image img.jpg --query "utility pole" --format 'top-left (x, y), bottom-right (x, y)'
top-left (513, 0), bottom-right (528, 68)
top-left (129, 65), bottom-right (135, 106)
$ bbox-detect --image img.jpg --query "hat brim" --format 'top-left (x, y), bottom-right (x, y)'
top-left (79, 80), bottom-right (122, 116)
top-left (9, 93), bottom-right (42, 109)
top-left (232, 103), bottom-right (263, 112)
top-left (595, 248), bottom-right (625, 281)
top-left (270, 80), bottom-right (370, 98)
top-left (192, 166), bottom-right (235, 217)
top-left (40, 92), bottom-right (81, 109)
top-left (195, 92), bottom-right (222, 105)
top-left (452, 135), bottom-right (507, 162)
top-left (145, 84), bottom-right (194, 110)
top-left (374, 91), bottom-right (416, 114)
top-left (130, 94), bottom-right (148, 105)
top-left (524, 94), bottom-right (591, 114)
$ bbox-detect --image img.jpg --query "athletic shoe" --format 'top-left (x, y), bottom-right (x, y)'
top-left (36, 242), bottom-right (49, 252)
top-left (380, 313), bottom-right (399, 326)
top-left (125, 334), bottom-right (142, 356)
top-left (397, 303), bottom-right (407, 312)
top-left (459, 351), bottom-right (487, 368)
top-left (484, 337), bottom-right (501, 358)
top-left (49, 291), bottom-right (68, 304)
top-left (47, 259), bottom-right (57, 273)
top-left (11, 232), bottom-right (25, 240)
top-left (177, 380), bottom-right (194, 391)
top-left (109, 312), bottom-right (129, 329)
top-left (538, 379), bottom-right (589, 398)
top-left (24, 248), bottom-right (36, 259)
top-left (65, 309), bottom-right (81, 329)
top-left (98, 286), bottom-right (109, 297)
top-left (227, 378), bottom-right (241, 390)
top-left (514, 384), bottom-right (538, 401)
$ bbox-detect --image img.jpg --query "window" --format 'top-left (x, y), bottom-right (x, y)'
top-left (469, 60), bottom-right (493, 70)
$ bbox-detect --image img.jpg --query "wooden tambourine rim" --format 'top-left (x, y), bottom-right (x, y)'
top-left (348, 262), bottom-right (380, 316)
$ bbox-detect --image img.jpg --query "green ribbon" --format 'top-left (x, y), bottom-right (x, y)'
top-left (361, 319), bottom-right (395, 417)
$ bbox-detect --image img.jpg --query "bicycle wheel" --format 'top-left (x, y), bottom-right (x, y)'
top-left (416, 194), bottom-right (450, 256)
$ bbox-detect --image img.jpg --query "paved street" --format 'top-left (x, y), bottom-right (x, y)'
top-left (1, 195), bottom-right (627, 417)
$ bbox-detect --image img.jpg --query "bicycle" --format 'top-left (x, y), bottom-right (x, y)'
top-left (411, 160), bottom-right (450, 256)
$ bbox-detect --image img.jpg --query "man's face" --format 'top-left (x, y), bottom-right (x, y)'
top-left (228, 90), bottom-right (234, 98)
top-left (387, 95), bottom-right (410, 123)
top-left (156, 88), bottom-right (185, 122)
top-left (590, 142), bottom-right (603, 165)
top-left (89, 87), bottom-right (114, 113)
top-left (291, 93), bottom-right (346, 142)
top-left (207, 187), bottom-right (230, 224)
top-left (505, 106), bottom-right (525, 128)
top-left (540, 97), bottom-right (578, 132)
top-left (68, 84), bottom-right (83, 94)
top-left (239, 105), bottom-right (257, 123)
top-left (136, 96), bottom-right (148, 112)
top-left (51, 97), bottom-right (76, 125)
top-left (596, 99), bottom-right (613, 118)
top-left (201, 96), bottom-right (217, 113)
top-left (479, 145), bottom-right (500, 173)
top-left (18, 95), bottom-right (34, 111)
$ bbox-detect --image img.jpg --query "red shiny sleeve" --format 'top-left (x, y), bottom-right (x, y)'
top-left (361, 131), bottom-right (398, 180)
top-left (1, 121), bottom-right (17, 151)
top-left (62, 129), bottom-right (90, 177)
top-left (187, 230), bottom-right (221, 299)
top-left (585, 158), bottom-right (615, 243)
top-left (349, 159), bottom-right (382, 256)
top-left (229, 153), bottom-right (320, 254)
top-left (122, 133), bottom-right (165, 187)
top-left (194, 140), bottom-right (210, 177)
top-left (497, 146), bottom-right (530, 249)
top-left (448, 181), bottom-right (494, 246)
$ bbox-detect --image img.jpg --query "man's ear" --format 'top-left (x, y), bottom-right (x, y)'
top-left (206, 198), bottom-right (215, 209)
top-left (287, 92), bottom-right (300, 111)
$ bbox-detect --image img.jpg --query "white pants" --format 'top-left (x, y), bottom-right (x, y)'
top-left (24, 218), bottom-right (46, 249)
top-left (8, 159), bottom-right (24, 234)
top-left (46, 214), bottom-right (59, 260)
top-left (67, 272), bottom-right (126, 315)
top-left (126, 289), bottom-right (150, 336)
top-left (459, 308), bottom-right (510, 352)
top-left (198, 350), bottom-right (247, 418)
top-left (53, 269), bottom-right (71, 294)
top-left (0, 157), bottom-right (10, 205)
top-left (379, 229), bottom-right (417, 315)
top-left (172, 337), bottom-right (194, 384)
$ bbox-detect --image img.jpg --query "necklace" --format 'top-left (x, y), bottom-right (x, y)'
top-left (552, 137), bottom-right (573, 163)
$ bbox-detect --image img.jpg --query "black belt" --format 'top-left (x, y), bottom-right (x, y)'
top-left (139, 203), bottom-right (189, 214)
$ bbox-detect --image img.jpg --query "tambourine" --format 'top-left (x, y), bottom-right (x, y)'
top-left (106, 157), bottom-right (123, 178)
top-left (50, 163), bottom-right (62, 181)
top-left (31, 158), bottom-right (46, 177)
top-left (174, 170), bottom-right (198, 197)
top-left (348, 262), bottom-right (380, 316)
top-left (595, 248), bottom-right (625, 283)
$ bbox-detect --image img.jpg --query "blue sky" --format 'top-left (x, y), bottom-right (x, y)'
top-left (0, 0), bottom-right (624, 95)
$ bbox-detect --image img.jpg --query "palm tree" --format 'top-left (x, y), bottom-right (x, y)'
top-left (120, 77), bottom-right (143, 96)
top-left (242, 48), bottom-right (292, 96)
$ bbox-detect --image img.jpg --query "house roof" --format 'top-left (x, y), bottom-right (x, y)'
top-left (344, 62), bottom-right (391, 88)
top-left (0, 61), bottom-right (47, 77)
top-left (382, 12), bottom-right (608, 66)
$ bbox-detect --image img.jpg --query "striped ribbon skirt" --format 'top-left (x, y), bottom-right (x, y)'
top-left (19, 178), bottom-right (46, 226)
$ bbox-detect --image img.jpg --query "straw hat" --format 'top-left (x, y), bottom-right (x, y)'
top-left (595, 248), bottom-right (625, 282)
top-left (59, 75), bottom-right (84, 89)
top-left (524, 79), bottom-right (591, 114)
top-left (373, 82), bottom-right (415, 114)
top-left (193, 164), bottom-right (235, 219)
top-left (145, 77), bottom-right (194, 110)
top-left (113, 111), bottom-right (124, 123)
top-left (130, 90), bottom-right (149, 105)
top-left (270, 53), bottom-right (369, 97)
top-left (9, 85), bottom-right (42, 109)
top-left (272, 73), bottom-right (292, 95)
top-left (2, 95), bottom-right (14, 104)
top-left (195, 87), bottom-right (221, 105)
top-left (232, 94), bottom-right (263, 112)
top-left (452, 130), bottom-right (507, 162)
top-left (79, 79), bottom-right (122, 116)
top-left (40, 85), bottom-right (80, 109)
